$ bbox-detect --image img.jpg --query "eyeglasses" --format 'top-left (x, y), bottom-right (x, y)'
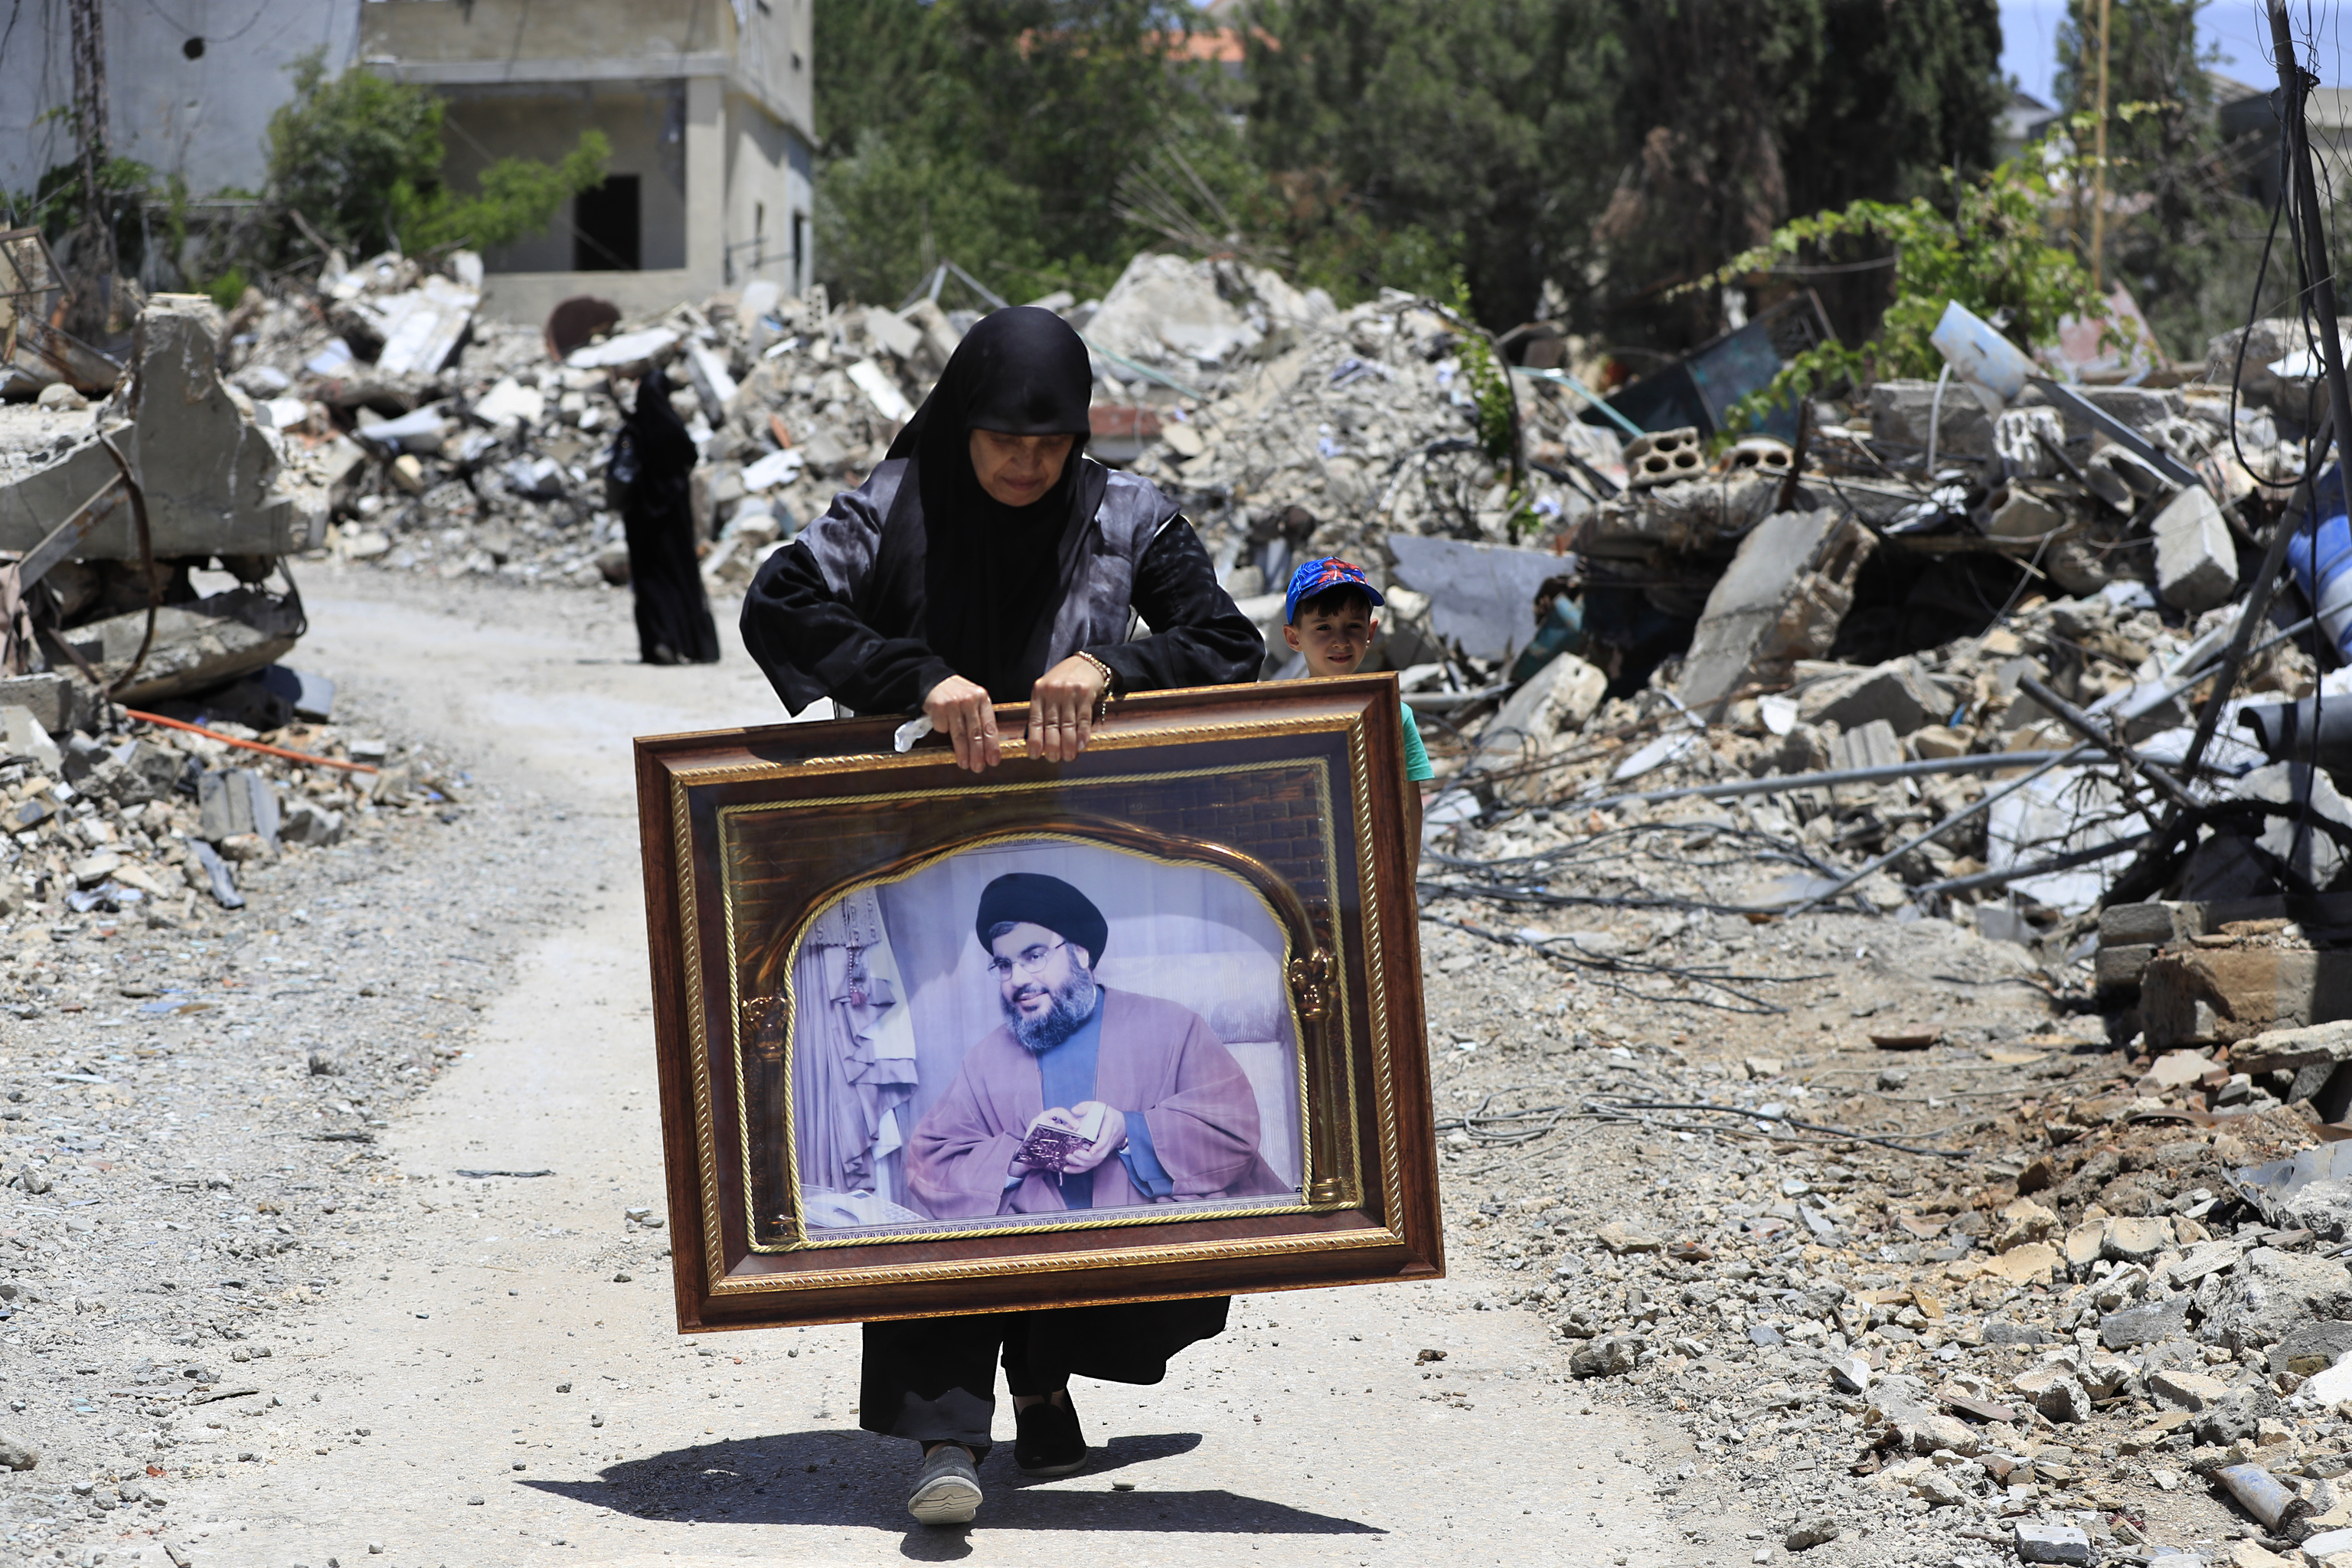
top-left (988, 939), bottom-right (1068, 978)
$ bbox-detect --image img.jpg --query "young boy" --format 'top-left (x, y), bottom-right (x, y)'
top-left (1281, 557), bottom-right (1435, 844)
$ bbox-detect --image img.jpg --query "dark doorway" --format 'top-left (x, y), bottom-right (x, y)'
top-left (574, 175), bottom-right (641, 272)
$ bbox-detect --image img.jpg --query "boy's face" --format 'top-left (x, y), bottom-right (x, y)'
top-left (1283, 599), bottom-right (1377, 678)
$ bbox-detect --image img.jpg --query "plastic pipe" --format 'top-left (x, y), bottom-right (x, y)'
top-left (2284, 507), bottom-right (2352, 665)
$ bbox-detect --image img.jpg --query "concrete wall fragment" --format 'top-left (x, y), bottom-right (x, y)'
top-left (1676, 508), bottom-right (1875, 710)
top-left (0, 296), bottom-right (319, 560)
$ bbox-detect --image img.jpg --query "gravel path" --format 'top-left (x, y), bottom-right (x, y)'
top-left (5, 570), bottom-right (1748, 1568)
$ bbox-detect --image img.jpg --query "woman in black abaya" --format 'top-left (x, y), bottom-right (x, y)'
top-left (611, 367), bottom-right (720, 665)
top-left (739, 308), bottom-right (1262, 1525)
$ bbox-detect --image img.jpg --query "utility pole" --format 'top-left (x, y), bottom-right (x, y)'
top-left (66, 0), bottom-right (116, 337)
top-left (2090, 0), bottom-right (2112, 293)
top-left (2267, 0), bottom-right (2352, 882)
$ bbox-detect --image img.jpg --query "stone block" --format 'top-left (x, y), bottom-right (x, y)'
top-left (2269, 1323), bottom-right (2352, 1379)
top-left (1674, 508), bottom-right (1876, 708)
top-left (0, 674), bottom-right (89, 737)
top-left (1994, 1197), bottom-right (2059, 1253)
top-left (2152, 485), bottom-right (2239, 614)
top-left (2100, 1294), bottom-right (2189, 1349)
top-left (1981, 1242), bottom-right (2060, 1285)
top-left (2014, 1364), bottom-right (2092, 1423)
top-left (2203, 1247), bottom-right (2352, 1351)
top-left (280, 798), bottom-right (344, 848)
top-left (1831, 719), bottom-right (1903, 772)
top-left (1868, 380), bottom-right (1995, 458)
top-left (2138, 1054), bottom-right (2213, 1094)
top-left (1569, 1336), bottom-right (1641, 1378)
top-left (2102, 900), bottom-right (2185, 946)
top-left (2014, 1522), bottom-right (2092, 1564)
top-left (1473, 652), bottom-right (1607, 779)
top-left (2102, 1213), bottom-right (2174, 1264)
top-left (2096, 942), bottom-right (2159, 995)
top-left (87, 739), bottom-right (181, 807)
top-left (2140, 946), bottom-right (2352, 1048)
top-left (198, 768), bottom-right (279, 851)
top-left (1798, 658), bottom-right (1951, 737)
top-left (2149, 1367), bottom-right (2229, 1412)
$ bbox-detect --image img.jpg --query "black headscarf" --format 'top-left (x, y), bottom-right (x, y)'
top-left (885, 305), bottom-right (1106, 701)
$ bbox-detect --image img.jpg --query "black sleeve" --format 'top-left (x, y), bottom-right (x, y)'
top-left (740, 540), bottom-right (956, 717)
top-left (1084, 520), bottom-right (1265, 694)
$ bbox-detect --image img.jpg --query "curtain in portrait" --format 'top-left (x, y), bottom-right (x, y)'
top-left (791, 887), bottom-right (923, 1225)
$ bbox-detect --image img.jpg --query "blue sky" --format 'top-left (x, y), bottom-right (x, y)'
top-left (1999, 1), bottom-right (2304, 106)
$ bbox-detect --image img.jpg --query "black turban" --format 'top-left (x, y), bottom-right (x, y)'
top-left (975, 873), bottom-right (1107, 966)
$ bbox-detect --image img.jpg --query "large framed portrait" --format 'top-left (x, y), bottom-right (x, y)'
top-left (634, 675), bottom-right (1442, 1330)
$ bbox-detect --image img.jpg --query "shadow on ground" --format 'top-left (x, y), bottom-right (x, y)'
top-left (521, 1426), bottom-right (1383, 1547)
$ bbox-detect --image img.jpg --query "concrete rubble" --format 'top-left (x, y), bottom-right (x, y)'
top-left (20, 234), bottom-right (2352, 1560)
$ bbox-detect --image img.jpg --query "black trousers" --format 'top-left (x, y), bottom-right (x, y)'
top-left (861, 1298), bottom-right (1228, 1454)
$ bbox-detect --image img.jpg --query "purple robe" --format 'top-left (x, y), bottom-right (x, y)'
top-left (906, 988), bottom-right (1290, 1217)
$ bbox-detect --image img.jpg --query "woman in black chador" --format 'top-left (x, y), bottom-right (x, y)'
top-left (610, 367), bottom-right (720, 665)
top-left (740, 306), bottom-right (1262, 1525)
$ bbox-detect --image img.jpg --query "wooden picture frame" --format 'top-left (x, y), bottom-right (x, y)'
top-left (634, 675), bottom-right (1442, 1331)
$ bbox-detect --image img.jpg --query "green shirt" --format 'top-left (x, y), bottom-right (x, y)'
top-left (1400, 698), bottom-right (1434, 782)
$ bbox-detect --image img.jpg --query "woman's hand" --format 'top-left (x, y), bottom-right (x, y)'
top-left (1028, 655), bottom-right (1106, 762)
top-left (923, 674), bottom-right (1001, 773)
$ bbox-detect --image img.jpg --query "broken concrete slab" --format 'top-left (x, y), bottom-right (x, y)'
top-left (2200, 1244), bottom-right (2352, 1348)
top-left (358, 272), bottom-right (480, 377)
top-left (2099, 1294), bottom-right (2188, 1349)
top-left (198, 767), bottom-right (280, 851)
top-left (0, 705), bottom-right (61, 773)
top-left (1675, 508), bottom-right (1875, 709)
top-left (61, 586), bottom-right (305, 707)
top-left (2151, 485), bottom-right (2239, 613)
top-left (0, 295), bottom-right (321, 560)
top-left (1797, 658), bottom-right (1952, 737)
top-left (0, 673), bottom-right (93, 737)
top-left (1471, 652), bottom-right (1606, 782)
top-left (2233, 1019), bottom-right (2352, 1077)
top-left (1385, 535), bottom-right (1571, 665)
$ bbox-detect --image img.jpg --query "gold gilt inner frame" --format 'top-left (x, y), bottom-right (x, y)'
top-left (635, 676), bottom-right (1443, 1332)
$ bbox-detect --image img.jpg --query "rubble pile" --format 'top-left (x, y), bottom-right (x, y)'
top-left (1410, 898), bottom-right (2352, 1566)
top-left (0, 665), bottom-right (461, 937)
top-left (211, 247), bottom-right (1594, 637)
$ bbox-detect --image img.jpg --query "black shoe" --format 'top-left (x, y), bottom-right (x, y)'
top-left (1014, 1394), bottom-right (1087, 1476)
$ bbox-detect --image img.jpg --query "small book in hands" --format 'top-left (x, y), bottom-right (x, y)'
top-left (1018, 1103), bottom-right (1107, 1174)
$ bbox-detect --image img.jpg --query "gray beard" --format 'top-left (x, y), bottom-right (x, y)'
top-left (1004, 969), bottom-right (1100, 1054)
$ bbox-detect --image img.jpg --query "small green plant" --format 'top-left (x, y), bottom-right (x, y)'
top-left (204, 266), bottom-right (250, 312)
top-left (1692, 136), bottom-right (2118, 430)
top-left (1448, 274), bottom-right (1517, 466)
top-left (266, 51), bottom-right (608, 261)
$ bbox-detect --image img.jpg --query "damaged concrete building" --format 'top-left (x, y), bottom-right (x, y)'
top-left (359, 0), bottom-right (817, 320)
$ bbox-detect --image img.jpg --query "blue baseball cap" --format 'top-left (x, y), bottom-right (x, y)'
top-left (1283, 557), bottom-right (1385, 624)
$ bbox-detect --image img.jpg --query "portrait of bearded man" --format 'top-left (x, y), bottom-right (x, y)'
top-left (903, 872), bottom-right (1291, 1217)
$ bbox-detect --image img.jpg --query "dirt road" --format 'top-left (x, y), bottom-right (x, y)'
top-left (158, 573), bottom-right (1752, 1568)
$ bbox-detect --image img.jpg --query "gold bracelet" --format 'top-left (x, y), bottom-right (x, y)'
top-left (1075, 651), bottom-right (1118, 723)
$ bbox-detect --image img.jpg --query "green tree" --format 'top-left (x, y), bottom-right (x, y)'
top-left (264, 52), bottom-right (608, 261)
top-left (1595, 0), bottom-right (2004, 353)
top-left (1240, 0), bottom-right (1619, 328)
top-left (812, 1), bottom-right (1227, 304)
top-left (2053, 0), bottom-right (2268, 358)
